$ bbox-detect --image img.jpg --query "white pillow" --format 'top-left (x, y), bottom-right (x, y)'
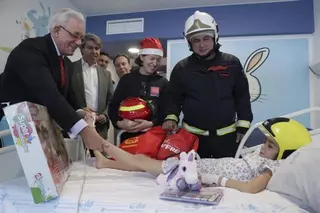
top-left (267, 137), bottom-right (320, 212)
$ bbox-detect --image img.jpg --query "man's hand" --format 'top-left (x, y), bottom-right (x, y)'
top-left (129, 119), bottom-right (153, 133)
top-left (77, 110), bottom-right (87, 118)
top-left (162, 120), bottom-right (178, 133)
top-left (97, 114), bottom-right (107, 124)
top-left (77, 107), bottom-right (94, 119)
top-left (117, 119), bottom-right (139, 132)
top-left (236, 132), bottom-right (245, 143)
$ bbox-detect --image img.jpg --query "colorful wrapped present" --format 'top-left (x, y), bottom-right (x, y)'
top-left (3, 101), bottom-right (71, 204)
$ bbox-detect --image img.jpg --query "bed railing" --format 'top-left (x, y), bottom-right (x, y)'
top-left (235, 107), bottom-right (320, 158)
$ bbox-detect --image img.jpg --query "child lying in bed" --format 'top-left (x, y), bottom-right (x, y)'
top-left (95, 117), bottom-right (311, 194)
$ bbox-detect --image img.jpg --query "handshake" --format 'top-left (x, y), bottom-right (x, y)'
top-left (76, 107), bottom-right (110, 152)
top-left (77, 107), bottom-right (108, 125)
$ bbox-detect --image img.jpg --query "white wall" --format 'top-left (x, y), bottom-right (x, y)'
top-left (310, 0), bottom-right (320, 128)
top-left (313, 0), bottom-right (320, 64)
top-left (0, 0), bottom-right (82, 73)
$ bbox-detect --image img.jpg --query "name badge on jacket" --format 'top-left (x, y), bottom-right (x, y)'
top-left (150, 86), bottom-right (160, 97)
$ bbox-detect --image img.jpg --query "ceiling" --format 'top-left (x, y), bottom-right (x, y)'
top-left (71, 0), bottom-right (295, 60)
top-left (69, 0), bottom-right (295, 16)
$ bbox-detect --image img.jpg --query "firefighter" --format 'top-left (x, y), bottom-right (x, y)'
top-left (108, 38), bottom-right (169, 143)
top-left (162, 11), bottom-right (253, 158)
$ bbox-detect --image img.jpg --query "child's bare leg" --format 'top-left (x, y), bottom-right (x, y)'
top-left (101, 141), bottom-right (163, 176)
top-left (94, 150), bottom-right (142, 171)
top-left (132, 154), bottom-right (163, 176)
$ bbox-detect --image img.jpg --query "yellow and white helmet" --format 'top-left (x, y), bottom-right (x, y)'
top-left (258, 117), bottom-right (312, 160)
top-left (184, 11), bottom-right (219, 44)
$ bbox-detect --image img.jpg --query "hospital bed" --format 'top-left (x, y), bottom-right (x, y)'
top-left (1, 108), bottom-right (319, 213)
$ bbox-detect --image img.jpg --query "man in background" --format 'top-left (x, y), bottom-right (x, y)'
top-left (113, 54), bottom-right (131, 81)
top-left (98, 51), bottom-right (111, 70)
top-left (111, 54), bottom-right (132, 144)
top-left (71, 33), bottom-right (114, 143)
top-left (98, 51), bottom-right (116, 85)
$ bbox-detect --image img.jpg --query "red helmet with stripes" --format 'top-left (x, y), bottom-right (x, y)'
top-left (118, 97), bottom-right (151, 120)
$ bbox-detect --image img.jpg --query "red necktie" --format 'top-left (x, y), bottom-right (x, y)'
top-left (58, 56), bottom-right (66, 87)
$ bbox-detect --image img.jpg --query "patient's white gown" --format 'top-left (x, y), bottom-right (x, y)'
top-left (162, 153), bottom-right (282, 182)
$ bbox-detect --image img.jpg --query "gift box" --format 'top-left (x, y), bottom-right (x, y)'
top-left (3, 101), bottom-right (71, 204)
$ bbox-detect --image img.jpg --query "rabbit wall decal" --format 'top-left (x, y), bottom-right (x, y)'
top-left (243, 47), bottom-right (270, 103)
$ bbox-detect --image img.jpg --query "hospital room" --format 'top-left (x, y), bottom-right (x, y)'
top-left (0, 0), bottom-right (320, 212)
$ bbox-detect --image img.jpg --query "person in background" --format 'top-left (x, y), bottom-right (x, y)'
top-left (162, 11), bottom-right (253, 159)
top-left (98, 51), bottom-right (115, 85)
top-left (0, 8), bottom-right (106, 151)
top-left (70, 33), bottom-right (114, 156)
top-left (107, 38), bottom-right (169, 143)
top-left (109, 54), bottom-right (132, 143)
top-left (98, 51), bottom-right (111, 70)
top-left (113, 54), bottom-right (132, 81)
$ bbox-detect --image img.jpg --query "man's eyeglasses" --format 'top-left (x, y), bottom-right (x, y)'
top-left (59, 25), bottom-right (84, 43)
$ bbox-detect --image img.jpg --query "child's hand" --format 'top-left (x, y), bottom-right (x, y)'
top-left (201, 173), bottom-right (220, 186)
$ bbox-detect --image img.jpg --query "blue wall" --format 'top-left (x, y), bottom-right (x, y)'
top-left (86, 0), bottom-right (314, 42)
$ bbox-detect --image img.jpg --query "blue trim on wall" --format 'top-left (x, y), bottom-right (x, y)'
top-left (86, 0), bottom-right (314, 42)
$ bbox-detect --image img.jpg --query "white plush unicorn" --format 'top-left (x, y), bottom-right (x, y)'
top-left (156, 150), bottom-right (202, 191)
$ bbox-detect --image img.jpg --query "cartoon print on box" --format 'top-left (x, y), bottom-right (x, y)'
top-left (244, 47), bottom-right (270, 103)
top-left (11, 102), bottom-right (35, 152)
top-left (31, 173), bottom-right (54, 203)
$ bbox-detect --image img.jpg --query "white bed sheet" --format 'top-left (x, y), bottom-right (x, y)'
top-left (0, 161), bottom-right (308, 213)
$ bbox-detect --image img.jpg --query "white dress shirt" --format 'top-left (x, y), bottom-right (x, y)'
top-left (82, 59), bottom-right (99, 112)
top-left (51, 36), bottom-right (87, 138)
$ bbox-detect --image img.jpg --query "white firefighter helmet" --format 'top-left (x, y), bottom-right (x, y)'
top-left (184, 11), bottom-right (219, 44)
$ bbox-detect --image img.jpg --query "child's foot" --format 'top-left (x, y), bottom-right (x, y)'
top-left (101, 140), bottom-right (112, 154)
top-left (94, 150), bottom-right (109, 169)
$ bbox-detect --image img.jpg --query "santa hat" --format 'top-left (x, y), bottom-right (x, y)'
top-left (139, 38), bottom-right (163, 57)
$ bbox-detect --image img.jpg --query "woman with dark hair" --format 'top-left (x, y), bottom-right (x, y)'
top-left (108, 38), bottom-right (169, 143)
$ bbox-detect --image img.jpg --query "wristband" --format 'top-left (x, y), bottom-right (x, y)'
top-left (220, 177), bottom-right (228, 187)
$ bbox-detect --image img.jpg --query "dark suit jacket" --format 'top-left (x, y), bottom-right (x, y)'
top-left (71, 59), bottom-right (114, 138)
top-left (0, 34), bottom-right (81, 132)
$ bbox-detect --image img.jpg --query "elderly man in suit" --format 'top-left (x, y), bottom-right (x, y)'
top-left (0, 8), bottom-right (106, 152)
top-left (71, 33), bottom-right (113, 141)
